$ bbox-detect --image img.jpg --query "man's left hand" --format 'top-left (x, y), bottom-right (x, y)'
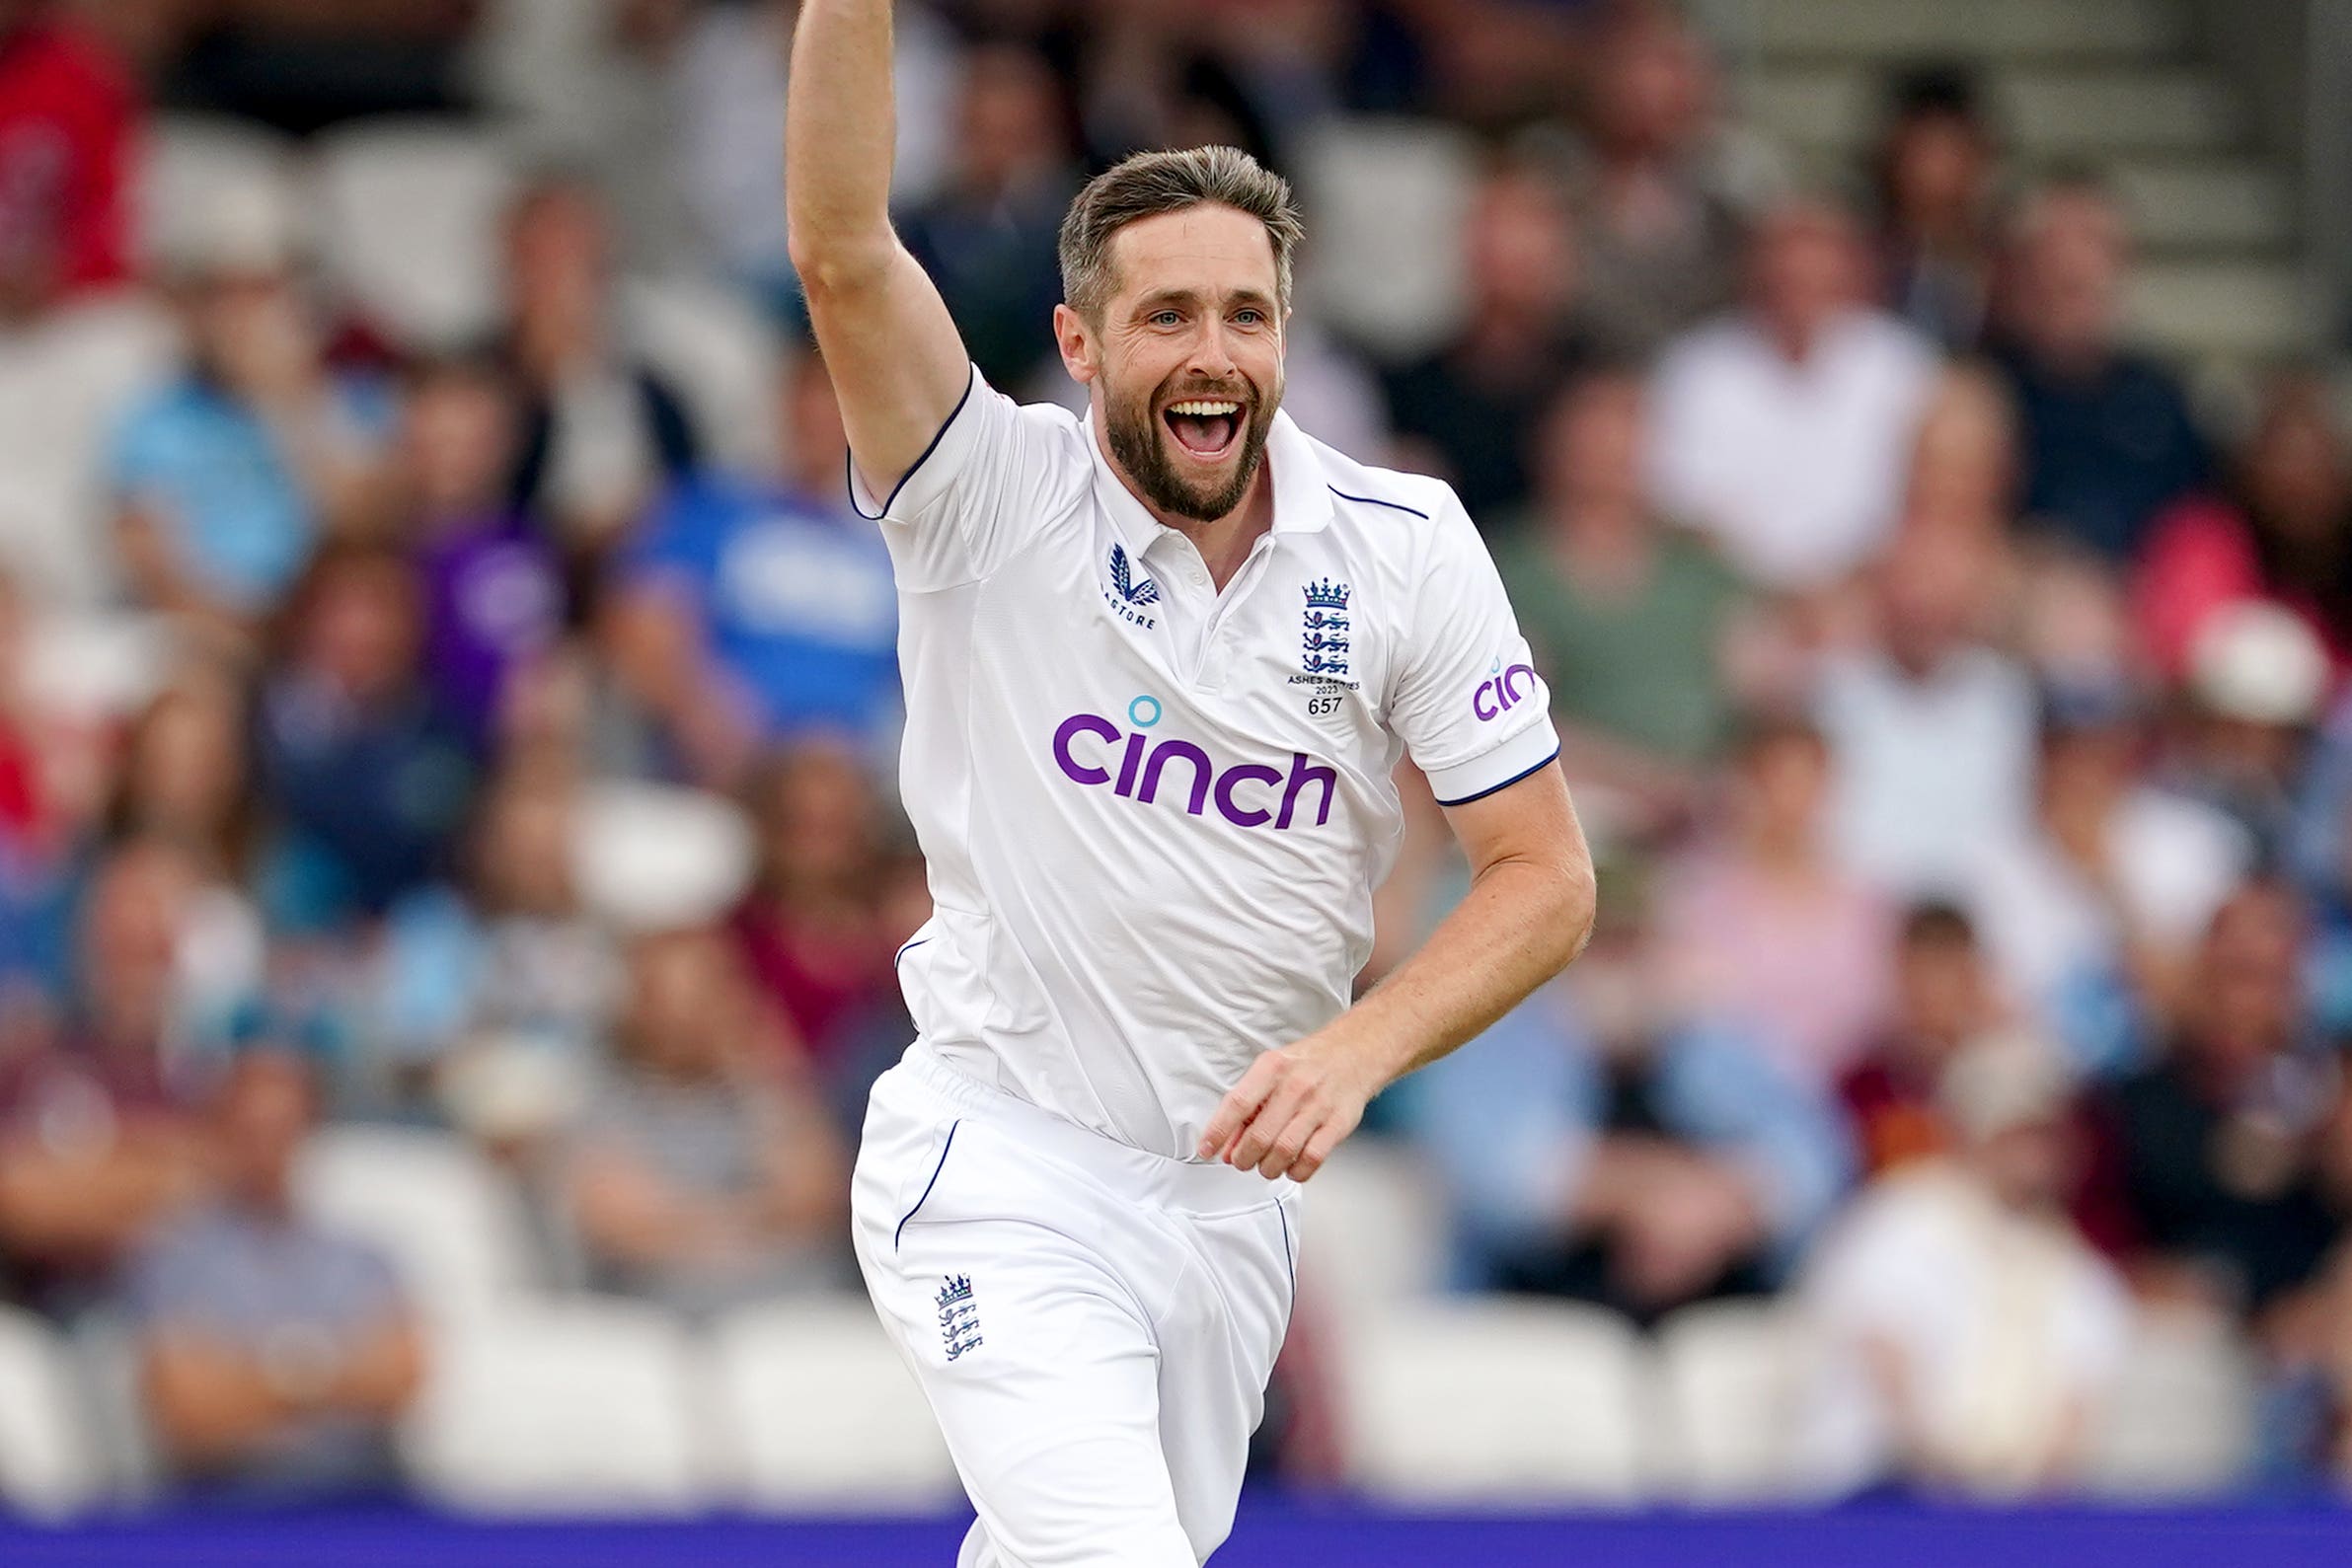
top-left (1197, 1037), bottom-right (1381, 1181)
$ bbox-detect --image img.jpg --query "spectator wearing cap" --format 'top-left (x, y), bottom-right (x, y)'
top-left (1966, 681), bottom-right (2251, 1079)
top-left (2135, 375), bottom-right (2352, 685)
top-left (1381, 157), bottom-right (1595, 523)
top-left (1406, 889), bottom-right (1853, 1325)
top-left (564, 928), bottom-right (848, 1318)
top-left (1795, 1032), bottom-right (2133, 1499)
top-left (1868, 65), bottom-right (2004, 353)
top-left (1815, 524), bottom-right (2038, 897)
top-left (1653, 713), bottom-right (1896, 1093)
top-left (2169, 600), bottom-right (2331, 858)
top-left (128, 1050), bottom-right (422, 1504)
top-left (1990, 178), bottom-right (2208, 561)
top-left (1494, 365), bottom-right (1749, 828)
top-left (1648, 198), bottom-right (1941, 593)
top-left (108, 192), bottom-right (397, 639)
top-left (608, 354), bottom-right (899, 788)
top-left (2078, 881), bottom-right (2341, 1318)
top-left (1837, 902), bottom-right (2002, 1179)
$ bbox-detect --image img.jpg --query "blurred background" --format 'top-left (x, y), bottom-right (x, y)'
top-left (4, 0), bottom-right (2352, 1558)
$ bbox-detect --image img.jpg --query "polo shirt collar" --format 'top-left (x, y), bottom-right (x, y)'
top-left (1087, 405), bottom-right (1333, 560)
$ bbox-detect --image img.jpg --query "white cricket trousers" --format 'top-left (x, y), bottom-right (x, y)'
top-left (852, 1045), bottom-right (1300, 1567)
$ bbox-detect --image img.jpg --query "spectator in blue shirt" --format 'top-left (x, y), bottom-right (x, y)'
top-left (607, 353), bottom-right (899, 787)
top-left (109, 228), bottom-right (394, 632)
top-left (1990, 178), bottom-right (2207, 560)
top-left (1404, 904), bottom-right (1854, 1324)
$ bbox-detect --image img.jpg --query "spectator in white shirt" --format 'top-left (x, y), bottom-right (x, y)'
top-left (1816, 524), bottom-right (2037, 897)
top-left (1795, 1031), bottom-right (2134, 1499)
top-left (1648, 198), bottom-right (1940, 593)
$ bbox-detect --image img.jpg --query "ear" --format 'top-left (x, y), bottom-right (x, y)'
top-left (1054, 303), bottom-right (1099, 386)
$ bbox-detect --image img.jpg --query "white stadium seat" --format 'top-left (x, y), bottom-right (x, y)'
top-left (1291, 1139), bottom-right (1451, 1331)
top-left (310, 119), bottom-right (522, 349)
top-left (137, 114), bottom-right (302, 272)
top-left (1342, 1300), bottom-right (1653, 1505)
top-left (624, 275), bottom-right (786, 478)
top-left (403, 1302), bottom-right (708, 1514)
top-left (294, 1126), bottom-right (543, 1323)
top-left (1293, 116), bottom-right (1479, 363)
top-left (0, 1307), bottom-right (103, 1518)
top-left (2086, 1309), bottom-right (2258, 1497)
top-left (706, 1300), bottom-right (962, 1511)
top-left (1654, 1301), bottom-right (1807, 1502)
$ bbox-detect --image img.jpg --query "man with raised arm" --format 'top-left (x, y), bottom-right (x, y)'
top-left (786, 5), bottom-right (1596, 1562)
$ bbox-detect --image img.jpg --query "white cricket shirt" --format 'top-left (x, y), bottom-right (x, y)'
top-left (853, 366), bottom-right (1559, 1158)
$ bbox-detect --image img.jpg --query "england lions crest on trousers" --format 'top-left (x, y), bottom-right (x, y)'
top-left (938, 1274), bottom-right (983, 1361)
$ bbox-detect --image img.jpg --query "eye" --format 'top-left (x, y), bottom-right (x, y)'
top-left (1234, 308), bottom-right (1265, 327)
top-left (1149, 309), bottom-right (1183, 328)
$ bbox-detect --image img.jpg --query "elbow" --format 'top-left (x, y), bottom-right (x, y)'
top-left (1551, 856), bottom-right (1598, 972)
top-left (787, 227), bottom-right (896, 299)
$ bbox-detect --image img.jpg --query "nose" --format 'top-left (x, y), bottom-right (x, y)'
top-left (1188, 317), bottom-right (1240, 381)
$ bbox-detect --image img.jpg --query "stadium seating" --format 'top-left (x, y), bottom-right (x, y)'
top-left (705, 1299), bottom-right (962, 1512)
top-left (2086, 1307), bottom-right (2260, 1496)
top-left (402, 1301), bottom-right (708, 1514)
top-left (1288, 1139), bottom-right (1452, 1343)
top-left (1653, 1300), bottom-right (1810, 1503)
top-left (293, 1126), bottom-right (546, 1324)
top-left (0, 1307), bottom-right (102, 1519)
top-left (1291, 117), bottom-right (1478, 363)
top-left (309, 119), bottom-right (523, 349)
top-left (136, 115), bottom-right (302, 271)
top-left (1340, 1300), bottom-right (1654, 1504)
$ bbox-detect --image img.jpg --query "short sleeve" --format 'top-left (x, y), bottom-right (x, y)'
top-left (848, 363), bottom-right (1081, 590)
top-left (1387, 493), bottom-right (1560, 805)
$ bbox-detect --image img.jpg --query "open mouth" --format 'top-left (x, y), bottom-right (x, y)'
top-left (1164, 399), bottom-right (1244, 461)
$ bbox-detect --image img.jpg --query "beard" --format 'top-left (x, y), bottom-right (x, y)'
top-left (1104, 368), bottom-right (1280, 523)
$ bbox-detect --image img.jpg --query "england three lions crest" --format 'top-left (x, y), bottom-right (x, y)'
top-left (1290, 577), bottom-right (1361, 693)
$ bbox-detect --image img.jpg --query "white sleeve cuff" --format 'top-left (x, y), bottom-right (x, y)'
top-left (847, 362), bottom-right (985, 524)
top-left (1424, 718), bottom-right (1562, 807)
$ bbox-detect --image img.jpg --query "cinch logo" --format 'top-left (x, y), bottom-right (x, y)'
top-left (1051, 696), bottom-right (1336, 830)
top-left (1475, 661), bottom-right (1541, 721)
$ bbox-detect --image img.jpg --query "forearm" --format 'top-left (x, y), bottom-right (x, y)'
top-left (1329, 846), bottom-right (1594, 1092)
top-left (785, 0), bottom-right (900, 285)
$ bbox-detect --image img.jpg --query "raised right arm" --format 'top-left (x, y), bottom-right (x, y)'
top-left (785, 0), bottom-right (973, 504)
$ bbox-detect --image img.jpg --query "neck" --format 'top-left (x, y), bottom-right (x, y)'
top-left (1098, 412), bottom-right (1278, 590)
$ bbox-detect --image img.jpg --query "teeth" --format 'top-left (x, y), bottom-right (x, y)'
top-left (1168, 401), bottom-right (1240, 416)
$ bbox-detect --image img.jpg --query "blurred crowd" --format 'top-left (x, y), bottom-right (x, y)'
top-left (3, 0), bottom-right (2352, 1512)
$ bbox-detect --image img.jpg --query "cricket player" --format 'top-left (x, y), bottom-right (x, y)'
top-left (786, 3), bottom-right (1598, 1561)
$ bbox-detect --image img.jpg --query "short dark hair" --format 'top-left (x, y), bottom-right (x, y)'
top-left (1057, 146), bottom-right (1305, 321)
top-left (1900, 900), bottom-right (1978, 951)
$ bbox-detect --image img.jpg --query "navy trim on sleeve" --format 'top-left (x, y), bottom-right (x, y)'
top-left (1432, 746), bottom-right (1562, 808)
top-left (848, 368), bottom-right (978, 522)
top-left (893, 1120), bottom-right (961, 1251)
top-left (1328, 485), bottom-right (1431, 521)
top-left (893, 936), bottom-right (929, 970)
